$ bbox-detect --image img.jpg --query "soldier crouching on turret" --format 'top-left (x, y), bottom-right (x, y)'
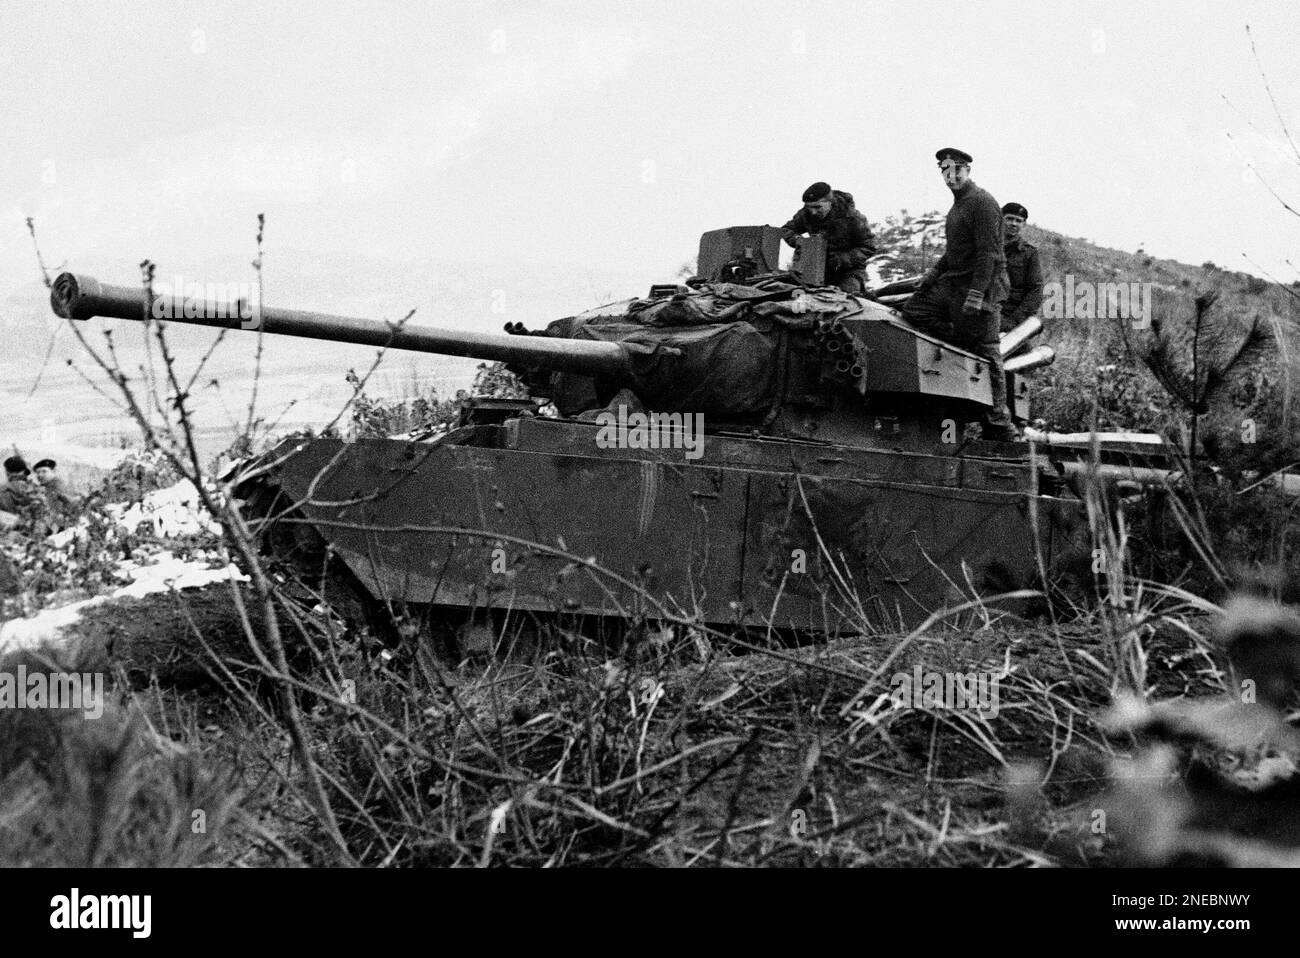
top-left (902, 149), bottom-right (1018, 442)
top-left (780, 181), bottom-right (877, 294)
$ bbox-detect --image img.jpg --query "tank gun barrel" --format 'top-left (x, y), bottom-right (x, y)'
top-left (49, 272), bottom-right (633, 379)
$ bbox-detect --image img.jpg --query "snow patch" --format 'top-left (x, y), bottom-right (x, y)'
top-left (2, 476), bottom-right (233, 652)
top-left (111, 552), bottom-right (247, 599)
top-left (107, 480), bottom-right (223, 538)
top-left (0, 596), bottom-right (110, 654)
top-left (0, 552), bottom-right (248, 655)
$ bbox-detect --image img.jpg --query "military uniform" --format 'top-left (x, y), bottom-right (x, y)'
top-left (1001, 235), bottom-right (1044, 332)
top-left (901, 179), bottom-right (1013, 435)
top-left (40, 476), bottom-right (79, 525)
top-left (0, 477), bottom-right (49, 531)
top-left (781, 190), bottom-right (877, 294)
top-left (0, 478), bottom-right (41, 514)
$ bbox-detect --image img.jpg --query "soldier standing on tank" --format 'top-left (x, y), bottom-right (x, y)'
top-left (780, 182), bottom-right (877, 294)
top-left (999, 202), bottom-right (1044, 333)
top-left (998, 202), bottom-right (1044, 433)
top-left (902, 149), bottom-right (1016, 441)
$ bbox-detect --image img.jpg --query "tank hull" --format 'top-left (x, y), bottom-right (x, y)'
top-left (253, 417), bottom-right (1089, 632)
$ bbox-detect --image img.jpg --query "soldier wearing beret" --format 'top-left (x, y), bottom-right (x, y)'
top-left (902, 149), bottom-right (1017, 441)
top-left (780, 181), bottom-right (877, 294)
top-left (34, 458), bottom-right (79, 523)
top-left (0, 455), bottom-right (49, 531)
top-left (1000, 202), bottom-right (1044, 333)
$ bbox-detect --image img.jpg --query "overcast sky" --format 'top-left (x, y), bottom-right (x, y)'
top-left (4, 0), bottom-right (1300, 300)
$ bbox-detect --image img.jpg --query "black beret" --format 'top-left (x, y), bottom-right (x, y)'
top-left (1002, 202), bottom-right (1028, 219)
top-left (935, 147), bottom-right (973, 164)
top-left (4, 455), bottom-right (29, 475)
top-left (802, 181), bottom-right (832, 202)
top-left (33, 459), bottom-right (56, 471)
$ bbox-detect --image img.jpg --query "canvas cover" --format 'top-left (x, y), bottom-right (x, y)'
top-left (577, 321), bottom-right (775, 415)
top-left (544, 282), bottom-right (865, 417)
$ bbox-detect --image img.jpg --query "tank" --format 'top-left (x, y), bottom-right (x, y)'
top-left (49, 227), bottom-right (1150, 649)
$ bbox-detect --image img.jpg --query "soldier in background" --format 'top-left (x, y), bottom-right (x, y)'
top-left (1000, 202), bottom-right (1044, 332)
top-left (780, 181), bottom-right (877, 294)
top-left (34, 458), bottom-right (79, 523)
top-left (0, 455), bottom-right (49, 531)
top-left (902, 148), bottom-right (1016, 442)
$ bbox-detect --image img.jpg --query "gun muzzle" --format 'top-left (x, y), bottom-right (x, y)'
top-left (1004, 344), bottom-right (1055, 374)
top-left (998, 316), bottom-right (1042, 357)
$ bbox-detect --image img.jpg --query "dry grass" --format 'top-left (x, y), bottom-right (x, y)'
top-left (13, 567), bottom-right (1245, 869)
top-left (0, 643), bottom-right (239, 867)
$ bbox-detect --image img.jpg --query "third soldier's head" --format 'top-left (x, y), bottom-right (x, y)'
top-left (935, 148), bottom-right (973, 191)
top-left (801, 182), bottom-right (834, 220)
top-left (1002, 203), bottom-right (1028, 241)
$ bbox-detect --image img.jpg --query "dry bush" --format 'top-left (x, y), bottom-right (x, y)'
top-left (0, 646), bottom-right (238, 866)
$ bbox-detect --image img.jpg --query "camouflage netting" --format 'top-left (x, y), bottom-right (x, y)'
top-left (542, 282), bottom-right (865, 417)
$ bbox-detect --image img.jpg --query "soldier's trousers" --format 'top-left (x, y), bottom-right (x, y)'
top-left (900, 279), bottom-right (1012, 431)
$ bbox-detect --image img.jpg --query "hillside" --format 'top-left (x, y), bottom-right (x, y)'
top-left (868, 210), bottom-right (1299, 439)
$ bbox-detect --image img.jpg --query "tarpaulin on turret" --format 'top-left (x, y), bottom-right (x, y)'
top-left (539, 281), bottom-right (872, 417)
top-left (623, 282), bottom-right (861, 327)
top-left (573, 321), bottom-right (776, 415)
